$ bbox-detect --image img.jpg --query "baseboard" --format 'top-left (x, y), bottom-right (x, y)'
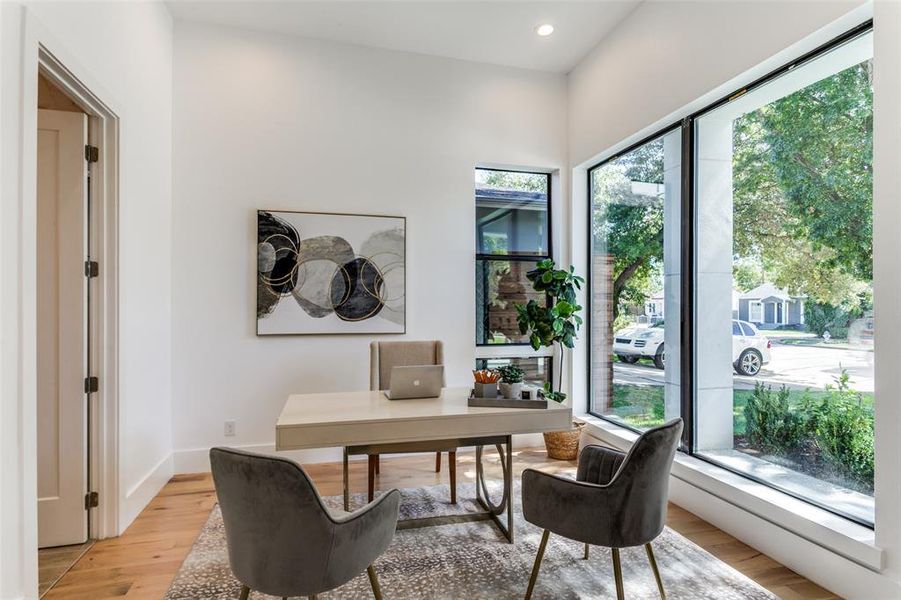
top-left (173, 444), bottom-right (343, 474)
top-left (121, 453), bottom-right (173, 533)
top-left (173, 433), bottom-right (547, 475)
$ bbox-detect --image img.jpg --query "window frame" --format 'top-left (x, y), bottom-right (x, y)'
top-left (749, 301), bottom-right (763, 323)
top-left (585, 19), bottom-right (875, 527)
top-left (475, 168), bottom-right (552, 348)
top-left (585, 124), bottom-right (682, 437)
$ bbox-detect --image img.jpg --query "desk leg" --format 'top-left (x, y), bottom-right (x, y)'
top-left (343, 447), bottom-right (350, 511)
top-left (475, 439), bottom-right (514, 543)
top-left (505, 435), bottom-right (513, 540)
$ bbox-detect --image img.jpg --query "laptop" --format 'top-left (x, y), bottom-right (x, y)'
top-left (384, 365), bottom-right (444, 400)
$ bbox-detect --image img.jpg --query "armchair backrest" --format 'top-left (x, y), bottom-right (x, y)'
top-left (369, 340), bottom-right (444, 391)
top-left (210, 447), bottom-right (337, 596)
top-left (610, 418), bottom-right (683, 546)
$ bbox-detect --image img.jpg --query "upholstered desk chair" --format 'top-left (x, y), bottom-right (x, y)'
top-left (210, 447), bottom-right (400, 600)
top-left (521, 419), bottom-right (683, 600)
top-left (368, 340), bottom-right (458, 503)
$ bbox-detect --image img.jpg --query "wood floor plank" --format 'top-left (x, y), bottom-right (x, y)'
top-left (45, 448), bottom-right (839, 599)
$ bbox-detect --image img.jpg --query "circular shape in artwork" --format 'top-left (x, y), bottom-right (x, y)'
top-left (330, 257), bottom-right (385, 321)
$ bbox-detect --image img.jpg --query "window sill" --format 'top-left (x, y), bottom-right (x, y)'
top-left (576, 414), bottom-right (884, 572)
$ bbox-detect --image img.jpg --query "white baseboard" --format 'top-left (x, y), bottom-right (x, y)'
top-left (120, 453), bottom-right (173, 533)
top-left (173, 433), bottom-right (547, 475)
top-left (173, 444), bottom-right (344, 474)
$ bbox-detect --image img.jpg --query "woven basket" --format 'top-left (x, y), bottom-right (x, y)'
top-left (543, 421), bottom-right (585, 460)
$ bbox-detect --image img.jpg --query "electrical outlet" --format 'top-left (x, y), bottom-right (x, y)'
top-left (224, 420), bottom-right (236, 437)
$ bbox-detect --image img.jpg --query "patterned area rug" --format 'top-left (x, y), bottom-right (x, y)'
top-left (166, 482), bottom-right (777, 599)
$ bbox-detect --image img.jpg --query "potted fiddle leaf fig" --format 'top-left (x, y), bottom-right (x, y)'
top-left (515, 259), bottom-right (585, 459)
top-left (497, 364), bottom-right (524, 399)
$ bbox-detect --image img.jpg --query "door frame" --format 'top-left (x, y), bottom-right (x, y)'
top-left (23, 27), bottom-right (121, 542)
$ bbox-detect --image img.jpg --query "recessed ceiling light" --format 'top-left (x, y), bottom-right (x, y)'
top-left (535, 24), bottom-right (554, 37)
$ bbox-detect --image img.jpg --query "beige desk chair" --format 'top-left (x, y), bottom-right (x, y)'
top-left (368, 340), bottom-right (457, 504)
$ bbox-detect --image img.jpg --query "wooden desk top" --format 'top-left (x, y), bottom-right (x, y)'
top-left (276, 386), bottom-right (572, 450)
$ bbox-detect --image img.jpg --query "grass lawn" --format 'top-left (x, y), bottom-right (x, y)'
top-left (610, 383), bottom-right (874, 433)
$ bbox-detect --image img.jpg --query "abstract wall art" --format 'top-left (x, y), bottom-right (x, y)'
top-left (257, 210), bottom-right (405, 335)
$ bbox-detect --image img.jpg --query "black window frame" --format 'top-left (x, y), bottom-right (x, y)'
top-left (585, 19), bottom-right (875, 527)
top-left (585, 124), bottom-right (683, 436)
top-left (475, 168), bottom-right (552, 348)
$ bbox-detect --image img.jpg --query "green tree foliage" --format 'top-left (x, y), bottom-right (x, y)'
top-left (733, 257), bottom-right (764, 292)
top-left (591, 140), bottom-right (665, 318)
top-left (477, 169), bottom-right (547, 193)
top-left (733, 60), bottom-right (873, 309)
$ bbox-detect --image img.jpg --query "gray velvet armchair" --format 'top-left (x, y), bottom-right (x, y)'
top-left (521, 419), bottom-right (683, 600)
top-left (210, 447), bottom-right (400, 600)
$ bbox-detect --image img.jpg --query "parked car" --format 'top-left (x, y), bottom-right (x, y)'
top-left (613, 319), bottom-right (771, 375)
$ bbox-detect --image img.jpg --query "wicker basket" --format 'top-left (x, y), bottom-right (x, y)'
top-left (543, 421), bottom-right (585, 460)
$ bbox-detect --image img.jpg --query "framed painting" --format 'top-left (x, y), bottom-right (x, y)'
top-left (257, 210), bottom-right (406, 335)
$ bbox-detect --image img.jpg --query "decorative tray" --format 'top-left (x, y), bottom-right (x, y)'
top-left (467, 391), bottom-right (548, 409)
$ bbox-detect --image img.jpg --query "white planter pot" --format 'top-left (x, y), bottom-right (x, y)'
top-left (499, 382), bottom-right (522, 399)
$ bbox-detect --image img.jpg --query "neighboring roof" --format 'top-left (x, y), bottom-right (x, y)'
top-left (475, 184), bottom-right (547, 207)
top-left (740, 283), bottom-right (798, 301)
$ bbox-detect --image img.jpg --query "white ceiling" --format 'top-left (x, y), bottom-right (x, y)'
top-left (165, 1), bottom-right (642, 73)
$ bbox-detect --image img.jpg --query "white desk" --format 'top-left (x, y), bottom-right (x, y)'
top-left (276, 386), bottom-right (572, 542)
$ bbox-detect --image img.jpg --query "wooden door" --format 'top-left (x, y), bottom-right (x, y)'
top-left (37, 109), bottom-right (89, 548)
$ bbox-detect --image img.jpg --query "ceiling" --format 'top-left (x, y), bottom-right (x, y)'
top-left (165, 1), bottom-right (642, 73)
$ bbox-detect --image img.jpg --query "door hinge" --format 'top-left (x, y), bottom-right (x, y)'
top-left (84, 491), bottom-right (99, 509)
top-left (84, 376), bottom-right (99, 394)
top-left (84, 260), bottom-right (99, 278)
top-left (84, 145), bottom-right (99, 163)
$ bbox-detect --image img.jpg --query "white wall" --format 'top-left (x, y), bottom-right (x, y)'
top-left (568, 0), bottom-right (865, 166)
top-left (0, 2), bottom-right (173, 597)
top-left (170, 21), bottom-right (568, 470)
top-left (567, 1), bottom-right (901, 598)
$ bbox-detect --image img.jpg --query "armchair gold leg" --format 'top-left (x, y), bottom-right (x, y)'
top-left (238, 585), bottom-right (250, 600)
top-left (524, 529), bottom-right (550, 600)
top-left (612, 548), bottom-right (625, 600)
top-left (645, 543), bottom-right (666, 599)
top-left (584, 543), bottom-right (589, 560)
top-left (367, 565), bottom-right (383, 600)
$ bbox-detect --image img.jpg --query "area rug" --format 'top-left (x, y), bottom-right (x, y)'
top-left (166, 482), bottom-right (777, 599)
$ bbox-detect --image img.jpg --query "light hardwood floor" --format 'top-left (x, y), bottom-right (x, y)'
top-left (45, 448), bottom-right (839, 599)
top-left (38, 541), bottom-right (94, 597)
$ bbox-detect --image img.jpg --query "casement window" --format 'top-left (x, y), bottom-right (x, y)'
top-left (475, 168), bottom-right (553, 381)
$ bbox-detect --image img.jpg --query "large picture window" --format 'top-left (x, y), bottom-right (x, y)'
top-left (694, 29), bottom-right (874, 525)
top-left (588, 23), bottom-right (874, 526)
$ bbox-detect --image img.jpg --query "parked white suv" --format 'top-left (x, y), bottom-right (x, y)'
top-left (613, 319), bottom-right (771, 376)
